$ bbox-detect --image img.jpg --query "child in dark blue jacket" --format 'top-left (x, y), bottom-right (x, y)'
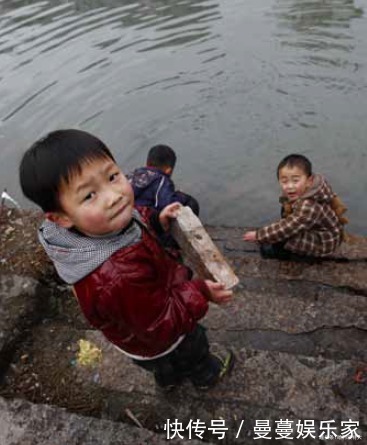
top-left (128, 144), bottom-right (200, 216)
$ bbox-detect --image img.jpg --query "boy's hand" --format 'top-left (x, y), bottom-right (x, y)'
top-left (159, 202), bottom-right (182, 231)
top-left (204, 280), bottom-right (233, 305)
top-left (243, 230), bottom-right (257, 242)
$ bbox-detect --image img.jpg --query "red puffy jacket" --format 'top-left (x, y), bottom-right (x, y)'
top-left (74, 208), bottom-right (209, 357)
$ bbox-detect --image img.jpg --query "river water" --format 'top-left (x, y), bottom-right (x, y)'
top-left (0, 0), bottom-right (366, 234)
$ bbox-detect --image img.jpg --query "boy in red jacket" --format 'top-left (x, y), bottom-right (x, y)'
top-left (19, 129), bottom-right (234, 391)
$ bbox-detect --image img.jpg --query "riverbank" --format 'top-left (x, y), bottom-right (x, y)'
top-left (0, 208), bottom-right (366, 444)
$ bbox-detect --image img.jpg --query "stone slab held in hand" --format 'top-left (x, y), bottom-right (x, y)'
top-left (171, 206), bottom-right (239, 289)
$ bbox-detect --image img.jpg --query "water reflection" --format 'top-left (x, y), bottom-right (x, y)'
top-left (0, 0), bottom-right (222, 127)
top-left (275, 0), bottom-right (363, 29)
top-left (265, 0), bottom-right (366, 234)
top-left (0, 0), bottom-right (224, 211)
top-left (270, 0), bottom-right (365, 131)
top-left (1, 0), bottom-right (366, 233)
top-left (274, 0), bottom-right (363, 55)
top-left (0, 0), bottom-right (221, 56)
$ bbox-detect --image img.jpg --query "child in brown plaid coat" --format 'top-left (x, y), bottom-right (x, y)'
top-left (243, 154), bottom-right (347, 259)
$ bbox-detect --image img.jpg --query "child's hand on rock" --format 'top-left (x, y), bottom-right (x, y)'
top-left (204, 280), bottom-right (233, 305)
top-left (159, 202), bottom-right (182, 231)
top-left (243, 230), bottom-right (257, 242)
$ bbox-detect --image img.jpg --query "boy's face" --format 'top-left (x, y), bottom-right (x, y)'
top-left (278, 165), bottom-right (312, 202)
top-left (49, 157), bottom-right (134, 236)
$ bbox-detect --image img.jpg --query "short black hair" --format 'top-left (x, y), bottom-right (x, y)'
top-left (277, 154), bottom-right (312, 179)
top-left (147, 144), bottom-right (176, 169)
top-left (19, 129), bottom-right (115, 212)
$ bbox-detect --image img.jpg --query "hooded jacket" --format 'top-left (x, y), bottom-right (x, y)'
top-left (128, 167), bottom-right (188, 211)
top-left (39, 207), bottom-right (209, 358)
top-left (256, 174), bottom-right (343, 256)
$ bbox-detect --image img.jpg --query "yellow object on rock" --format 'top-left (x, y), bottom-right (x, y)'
top-left (76, 339), bottom-right (102, 367)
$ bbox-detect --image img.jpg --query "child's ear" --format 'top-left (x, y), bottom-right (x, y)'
top-left (163, 166), bottom-right (173, 176)
top-left (306, 174), bottom-right (314, 188)
top-left (45, 211), bottom-right (73, 229)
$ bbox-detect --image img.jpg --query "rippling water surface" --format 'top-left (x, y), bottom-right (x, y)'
top-left (0, 0), bottom-right (366, 233)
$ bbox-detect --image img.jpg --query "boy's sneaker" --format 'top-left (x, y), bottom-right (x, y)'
top-left (195, 350), bottom-right (235, 391)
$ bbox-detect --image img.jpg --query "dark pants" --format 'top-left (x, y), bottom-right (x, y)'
top-left (260, 242), bottom-right (316, 263)
top-left (175, 191), bottom-right (200, 216)
top-left (133, 325), bottom-right (221, 388)
top-left (260, 242), bottom-right (293, 260)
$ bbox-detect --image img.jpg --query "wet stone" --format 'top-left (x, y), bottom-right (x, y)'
top-left (0, 210), bottom-right (366, 443)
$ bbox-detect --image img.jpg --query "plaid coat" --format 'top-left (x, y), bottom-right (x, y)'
top-left (256, 175), bottom-right (343, 257)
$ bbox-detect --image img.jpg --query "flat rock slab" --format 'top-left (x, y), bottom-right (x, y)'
top-left (0, 396), bottom-right (208, 445)
top-left (208, 226), bottom-right (367, 260)
top-left (1, 211), bottom-right (366, 444)
top-left (204, 227), bottom-right (367, 294)
top-left (207, 325), bottom-right (367, 363)
top-left (207, 280), bottom-right (367, 334)
top-left (74, 331), bottom-right (366, 431)
top-left (232, 256), bottom-right (367, 294)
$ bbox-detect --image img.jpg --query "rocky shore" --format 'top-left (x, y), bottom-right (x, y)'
top-left (0, 208), bottom-right (366, 444)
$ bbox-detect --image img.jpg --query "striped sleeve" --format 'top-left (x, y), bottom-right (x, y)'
top-left (256, 200), bottom-right (320, 244)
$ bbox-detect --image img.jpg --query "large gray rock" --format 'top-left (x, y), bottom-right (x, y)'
top-left (207, 280), bottom-right (367, 334)
top-left (71, 330), bottom-right (365, 444)
top-left (0, 212), bottom-right (366, 444)
top-left (207, 227), bottom-right (367, 260)
top-left (235, 256), bottom-right (367, 293)
top-left (0, 274), bottom-right (47, 374)
top-left (0, 396), bottom-right (208, 445)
